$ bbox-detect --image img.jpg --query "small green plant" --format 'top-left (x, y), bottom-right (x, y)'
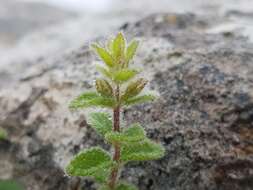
top-left (66, 33), bottom-right (165, 190)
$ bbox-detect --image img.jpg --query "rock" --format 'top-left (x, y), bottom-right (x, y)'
top-left (0, 13), bottom-right (253, 190)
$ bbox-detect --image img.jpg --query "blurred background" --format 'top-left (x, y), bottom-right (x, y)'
top-left (1, 0), bottom-right (253, 189)
top-left (1, 0), bottom-right (253, 62)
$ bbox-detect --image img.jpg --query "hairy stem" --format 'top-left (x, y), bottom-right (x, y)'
top-left (109, 85), bottom-right (121, 189)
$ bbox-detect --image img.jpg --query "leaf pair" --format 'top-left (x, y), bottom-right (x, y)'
top-left (69, 92), bottom-right (116, 109)
top-left (87, 113), bottom-right (165, 163)
top-left (104, 122), bottom-right (165, 163)
top-left (69, 90), bottom-right (156, 110)
top-left (96, 65), bottom-right (139, 84)
top-left (93, 33), bottom-right (139, 69)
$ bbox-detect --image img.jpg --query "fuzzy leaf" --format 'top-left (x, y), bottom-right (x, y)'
top-left (87, 112), bottom-right (113, 137)
top-left (96, 79), bottom-right (113, 97)
top-left (96, 65), bottom-right (112, 79)
top-left (126, 40), bottom-right (139, 64)
top-left (113, 69), bottom-right (139, 83)
top-left (66, 147), bottom-right (113, 182)
top-left (92, 44), bottom-right (114, 67)
top-left (69, 92), bottom-right (116, 109)
top-left (0, 128), bottom-right (7, 140)
top-left (99, 182), bottom-right (138, 190)
top-left (123, 94), bottom-right (156, 106)
top-left (121, 78), bottom-right (147, 100)
top-left (112, 33), bottom-right (125, 60)
top-left (105, 123), bottom-right (145, 144)
top-left (121, 139), bottom-right (165, 162)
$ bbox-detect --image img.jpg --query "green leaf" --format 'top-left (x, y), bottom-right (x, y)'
top-left (69, 92), bottom-right (116, 109)
top-left (121, 139), bottom-right (165, 162)
top-left (121, 78), bottom-right (147, 100)
top-left (113, 69), bottom-right (139, 83)
top-left (105, 123), bottom-right (145, 144)
top-left (0, 128), bottom-right (7, 140)
top-left (123, 94), bottom-right (156, 106)
top-left (87, 112), bottom-right (113, 137)
top-left (126, 40), bottom-right (139, 64)
top-left (112, 33), bottom-right (125, 60)
top-left (66, 147), bottom-right (113, 183)
top-left (99, 182), bottom-right (138, 190)
top-left (96, 79), bottom-right (113, 97)
top-left (96, 65), bottom-right (112, 79)
top-left (92, 44), bottom-right (114, 67)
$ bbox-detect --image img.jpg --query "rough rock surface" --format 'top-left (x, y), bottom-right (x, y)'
top-left (0, 13), bottom-right (253, 190)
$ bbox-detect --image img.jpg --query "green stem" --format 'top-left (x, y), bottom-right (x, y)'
top-left (108, 85), bottom-right (121, 189)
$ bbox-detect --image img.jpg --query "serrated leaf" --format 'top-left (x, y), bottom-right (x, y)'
top-left (96, 65), bottom-right (112, 79)
top-left (92, 44), bottom-right (114, 67)
top-left (96, 79), bottom-right (113, 97)
top-left (66, 147), bottom-right (113, 183)
top-left (99, 182), bottom-right (138, 190)
top-left (113, 69), bottom-right (139, 83)
top-left (105, 123), bottom-right (145, 144)
top-left (0, 128), bottom-right (7, 140)
top-left (69, 92), bottom-right (116, 109)
top-left (121, 78), bottom-right (147, 100)
top-left (121, 139), bottom-right (165, 162)
top-left (123, 94), bottom-right (156, 106)
top-left (87, 112), bottom-right (112, 137)
top-left (126, 40), bottom-right (139, 65)
top-left (112, 33), bottom-right (125, 60)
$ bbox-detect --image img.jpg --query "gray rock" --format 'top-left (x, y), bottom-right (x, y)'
top-left (0, 13), bottom-right (253, 190)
